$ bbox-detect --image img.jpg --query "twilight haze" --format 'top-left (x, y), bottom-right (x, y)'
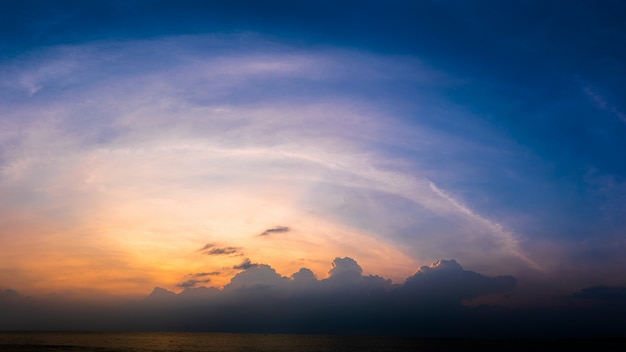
top-left (1, 1), bottom-right (625, 337)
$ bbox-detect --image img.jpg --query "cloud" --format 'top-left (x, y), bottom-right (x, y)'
top-left (205, 247), bottom-right (240, 256)
top-left (222, 256), bottom-right (514, 302)
top-left (224, 264), bottom-right (290, 292)
top-left (582, 85), bottom-right (626, 123)
top-left (199, 244), bottom-right (241, 256)
top-left (232, 258), bottom-right (259, 270)
top-left (327, 257), bottom-right (362, 281)
top-left (0, 288), bottom-right (20, 300)
top-left (141, 287), bottom-right (177, 305)
top-left (259, 226), bottom-right (290, 236)
top-left (291, 268), bottom-right (317, 282)
top-left (193, 272), bottom-right (220, 277)
top-left (176, 279), bottom-right (211, 289)
top-left (198, 244), bottom-right (214, 252)
top-left (291, 268), bottom-right (318, 289)
top-left (400, 259), bottom-right (516, 303)
top-left (571, 286), bottom-right (626, 304)
top-left (1, 257), bottom-right (625, 337)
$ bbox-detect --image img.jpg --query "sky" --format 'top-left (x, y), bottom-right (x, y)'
top-left (1, 0), bottom-right (625, 336)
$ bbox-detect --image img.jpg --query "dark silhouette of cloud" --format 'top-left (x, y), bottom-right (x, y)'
top-left (399, 259), bottom-right (516, 303)
top-left (206, 247), bottom-right (240, 255)
top-left (193, 272), bottom-right (220, 277)
top-left (141, 287), bottom-right (177, 305)
top-left (0, 288), bottom-right (20, 299)
top-left (198, 243), bottom-right (241, 256)
top-left (2, 258), bottom-right (626, 338)
top-left (178, 286), bottom-right (220, 300)
top-left (291, 268), bottom-right (317, 287)
top-left (571, 285), bottom-right (626, 305)
top-left (328, 257), bottom-right (362, 280)
top-left (224, 264), bottom-right (290, 293)
top-left (176, 279), bottom-right (211, 288)
top-left (198, 243), bottom-right (214, 251)
top-left (232, 258), bottom-right (259, 270)
top-left (259, 226), bottom-right (290, 236)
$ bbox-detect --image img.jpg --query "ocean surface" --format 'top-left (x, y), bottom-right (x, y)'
top-left (0, 332), bottom-right (624, 352)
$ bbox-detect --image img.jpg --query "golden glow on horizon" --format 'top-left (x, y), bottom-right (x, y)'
top-left (0, 208), bottom-right (418, 297)
top-left (0, 143), bottom-right (420, 296)
top-left (0, 137), bottom-right (530, 297)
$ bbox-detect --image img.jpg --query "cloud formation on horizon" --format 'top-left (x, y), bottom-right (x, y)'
top-left (0, 257), bottom-right (515, 333)
top-left (1, 256), bottom-right (624, 337)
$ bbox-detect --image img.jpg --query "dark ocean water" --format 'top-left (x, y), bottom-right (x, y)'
top-left (0, 332), bottom-right (624, 352)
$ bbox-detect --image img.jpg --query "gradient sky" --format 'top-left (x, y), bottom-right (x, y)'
top-left (1, 0), bottom-right (625, 310)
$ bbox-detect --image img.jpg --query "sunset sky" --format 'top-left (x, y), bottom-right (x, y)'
top-left (1, 0), bottom-right (625, 316)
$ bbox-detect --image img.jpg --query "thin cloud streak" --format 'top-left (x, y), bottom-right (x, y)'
top-left (259, 226), bottom-right (290, 236)
top-left (582, 85), bottom-right (626, 124)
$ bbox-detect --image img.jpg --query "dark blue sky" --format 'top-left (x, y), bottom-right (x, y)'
top-left (7, 0), bottom-right (621, 225)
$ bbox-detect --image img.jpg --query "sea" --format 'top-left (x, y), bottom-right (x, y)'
top-left (0, 332), bottom-right (624, 352)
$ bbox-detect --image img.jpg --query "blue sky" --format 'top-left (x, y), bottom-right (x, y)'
top-left (0, 1), bottom-right (625, 332)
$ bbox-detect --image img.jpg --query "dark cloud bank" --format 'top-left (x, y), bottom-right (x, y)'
top-left (1, 258), bottom-right (625, 338)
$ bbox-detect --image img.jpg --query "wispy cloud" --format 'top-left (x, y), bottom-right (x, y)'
top-left (176, 278), bottom-right (211, 288)
top-left (259, 226), bottom-right (290, 236)
top-left (192, 272), bottom-right (220, 277)
top-left (199, 244), bottom-right (241, 256)
top-left (582, 85), bottom-right (626, 123)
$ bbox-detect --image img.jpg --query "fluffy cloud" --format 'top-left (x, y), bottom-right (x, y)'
top-left (328, 257), bottom-right (362, 279)
top-left (151, 257), bottom-right (512, 306)
top-left (223, 264), bottom-right (290, 293)
top-left (400, 259), bottom-right (517, 303)
top-left (291, 268), bottom-right (318, 288)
